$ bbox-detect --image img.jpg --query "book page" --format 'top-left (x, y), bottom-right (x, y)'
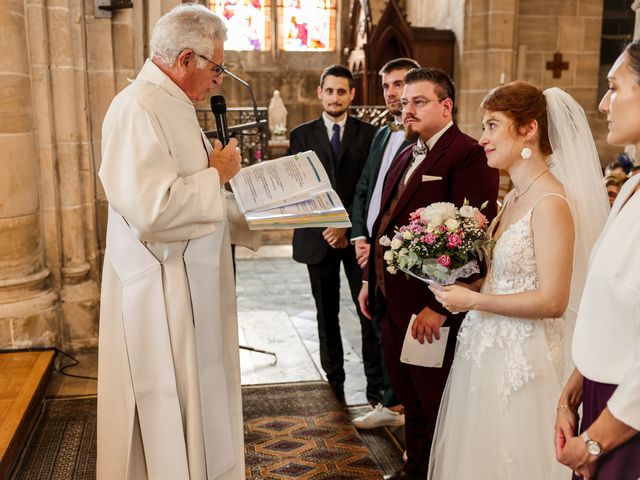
top-left (230, 151), bottom-right (331, 213)
top-left (245, 190), bottom-right (345, 220)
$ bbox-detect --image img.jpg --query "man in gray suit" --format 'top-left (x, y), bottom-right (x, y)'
top-left (350, 58), bottom-right (420, 429)
top-left (288, 65), bottom-right (380, 403)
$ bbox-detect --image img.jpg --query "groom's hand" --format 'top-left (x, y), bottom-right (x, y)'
top-left (412, 306), bottom-right (446, 344)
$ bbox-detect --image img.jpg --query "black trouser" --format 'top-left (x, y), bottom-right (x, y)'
top-left (371, 308), bottom-right (398, 408)
top-left (307, 245), bottom-right (384, 402)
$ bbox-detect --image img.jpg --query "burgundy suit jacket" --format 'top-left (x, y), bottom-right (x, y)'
top-left (366, 123), bottom-right (499, 329)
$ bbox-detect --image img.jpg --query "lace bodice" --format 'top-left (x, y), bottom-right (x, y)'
top-left (456, 201), bottom-right (565, 406)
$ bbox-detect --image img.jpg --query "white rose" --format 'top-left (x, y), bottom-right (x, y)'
top-left (379, 235), bottom-right (391, 246)
top-left (402, 230), bottom-right (413, 240)
top-left (426, 223), bottom-right (437, 233)
top-left (383, 250), bottom-right (395, 262)
top-left (459, 205), bottom-right (476, 218)
top-left (390, 238), bottom-right (403, 250)
top-left (386, 265), bottom-right (397, 274)
top-left (445, 218), bottom-right (460, 231)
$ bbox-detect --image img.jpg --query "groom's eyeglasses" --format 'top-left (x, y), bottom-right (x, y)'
top-left (400, 97), bottom-right (444, 111)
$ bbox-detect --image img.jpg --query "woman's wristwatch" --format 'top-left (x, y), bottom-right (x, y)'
top-left (582, 430), bottom-right (604, 457)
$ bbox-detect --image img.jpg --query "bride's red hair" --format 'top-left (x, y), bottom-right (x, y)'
top-left (481, 81), bottom-right (553, 156)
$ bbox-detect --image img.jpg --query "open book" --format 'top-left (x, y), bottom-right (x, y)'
top-left (229, 150), bottom-right (351, 230)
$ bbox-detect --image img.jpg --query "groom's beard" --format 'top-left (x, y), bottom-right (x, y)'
top-left (405, 126), bottom-right (420, 142)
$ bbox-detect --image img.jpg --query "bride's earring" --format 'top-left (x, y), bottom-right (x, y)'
top-left (520, 143), bottom-right (532, 159)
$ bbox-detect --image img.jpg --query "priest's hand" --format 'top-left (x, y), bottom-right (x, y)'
top-left (210, 138), bottom-right (241, 185)
top-left (412, 305), bottom-right (446, 344)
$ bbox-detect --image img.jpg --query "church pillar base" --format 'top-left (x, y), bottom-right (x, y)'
top-left (59, 280), bottom-right (100, 352)
top-left (0, 290), bottom-right (60, 350)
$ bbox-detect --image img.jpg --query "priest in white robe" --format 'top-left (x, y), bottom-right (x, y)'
top-left (97, 5), bottom-right (245, 479)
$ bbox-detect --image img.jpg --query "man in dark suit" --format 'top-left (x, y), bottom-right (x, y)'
top-left (350, 57), bottom-right (420, 430)
top-left (359, 68), bottom-right (499, 479)
top-left (288, 65), bottom-right (381, 403)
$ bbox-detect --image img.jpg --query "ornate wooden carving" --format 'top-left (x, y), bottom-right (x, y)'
top-left (346, 0), bottom-right (455, 105)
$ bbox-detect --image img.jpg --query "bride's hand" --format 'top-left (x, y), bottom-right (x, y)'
top-left (429, 284), bottom-right (478, 313)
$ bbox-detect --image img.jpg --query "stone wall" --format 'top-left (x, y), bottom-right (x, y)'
top-left (454, 0), bottom-right (615, 165)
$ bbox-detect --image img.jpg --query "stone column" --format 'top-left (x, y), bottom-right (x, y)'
top-left (633, 1), bottom-right (640, 40)
top-left (0, 1), bottom-right (59, 349)
top-left (43, 0), bottom-right (100, 350)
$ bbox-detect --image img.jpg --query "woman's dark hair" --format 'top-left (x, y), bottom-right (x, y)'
top-left (624, 40), bottom-right (640, 83)
top-left (480, 81), bottom-right (553, 156)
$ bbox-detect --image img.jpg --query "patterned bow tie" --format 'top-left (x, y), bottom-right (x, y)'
top-left (412, 141), bottom-right (428, 157)
top-left (388, 121), bottom-right (405, 132)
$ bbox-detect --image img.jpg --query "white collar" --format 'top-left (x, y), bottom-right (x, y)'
top-left (424, 121), bottom-right (453, 150)
top-left (322, 112), bottom-right (348, 130)
top-left (134, 59), bottom-right (193, 105)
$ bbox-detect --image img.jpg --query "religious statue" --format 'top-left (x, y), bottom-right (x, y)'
top-left (268, 90), bottom-right (288, 138)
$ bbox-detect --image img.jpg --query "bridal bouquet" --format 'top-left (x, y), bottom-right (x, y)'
top-left (379, 200), bottom-right (493, 285)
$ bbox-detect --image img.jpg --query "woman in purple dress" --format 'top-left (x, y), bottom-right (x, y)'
top-left (555, 41), bottom-right (640, 480)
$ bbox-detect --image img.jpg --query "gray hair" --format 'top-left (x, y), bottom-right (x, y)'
top-left (150, 3), bottom-right (227, 69)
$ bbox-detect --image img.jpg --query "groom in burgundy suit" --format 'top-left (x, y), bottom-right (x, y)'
top-left (359, 68), bottom-right (499, 479)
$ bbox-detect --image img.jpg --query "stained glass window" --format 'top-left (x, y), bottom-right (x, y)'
top-left (279, 0), bottom-right (336, 51)
top-left (209, 0), bottom-right (271, 51)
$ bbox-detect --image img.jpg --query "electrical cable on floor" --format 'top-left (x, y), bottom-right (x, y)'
top-left (0, 346), bottom-right (98, 380)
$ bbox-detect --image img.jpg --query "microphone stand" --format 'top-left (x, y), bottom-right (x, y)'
top-left (208, 69), bottom-right (276, 363)
top-left (204, 69), bottom-right (268, 140)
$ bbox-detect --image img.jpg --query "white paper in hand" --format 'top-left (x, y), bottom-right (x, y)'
top-left (400, 314), bottom-right (450, 368)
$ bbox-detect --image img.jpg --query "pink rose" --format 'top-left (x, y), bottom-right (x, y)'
top-left (423, 233), bottom-right (437, 244)
top-left (447, 234), bottom-right (462, 248)
top-left (437, 255), bottom-right (451, 268)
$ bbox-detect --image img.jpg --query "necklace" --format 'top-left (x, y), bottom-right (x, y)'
top-left (513, 168), bottom-right (549, 203)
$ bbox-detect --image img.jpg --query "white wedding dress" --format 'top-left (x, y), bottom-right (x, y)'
top-left (428, 196), bottom-right (571, 479)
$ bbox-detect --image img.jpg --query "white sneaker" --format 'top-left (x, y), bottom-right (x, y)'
top-left (352, 404), bottom-right (405, 429)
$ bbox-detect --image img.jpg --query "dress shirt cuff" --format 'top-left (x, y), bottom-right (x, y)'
top-left (607, 372), bottom-right (640, 431)
top-left (350, 235), bottom-right (367, 244)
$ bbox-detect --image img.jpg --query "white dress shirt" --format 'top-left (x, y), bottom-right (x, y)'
top-left (572, 173), bottom-right (640, 429)
top-left (366, 128), bottom-right (407, 236)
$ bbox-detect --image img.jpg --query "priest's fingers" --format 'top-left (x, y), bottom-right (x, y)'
top-left (210, 140), bottom-right (242, 184)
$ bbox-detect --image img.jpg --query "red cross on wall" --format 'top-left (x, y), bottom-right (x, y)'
top-left (546, 53), bottom-right (569, 79)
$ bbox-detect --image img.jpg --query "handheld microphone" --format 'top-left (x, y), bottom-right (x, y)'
top-left (210, 95), bottom-right (230, 146)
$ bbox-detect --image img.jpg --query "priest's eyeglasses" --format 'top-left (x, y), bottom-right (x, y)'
top-left (400, 97), bottom-right (444, 111)
top-left (197, 54), bottom-right (227, 78)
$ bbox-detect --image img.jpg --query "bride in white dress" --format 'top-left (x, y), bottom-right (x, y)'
top-left (426, 82), bottom-right (609, 479)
